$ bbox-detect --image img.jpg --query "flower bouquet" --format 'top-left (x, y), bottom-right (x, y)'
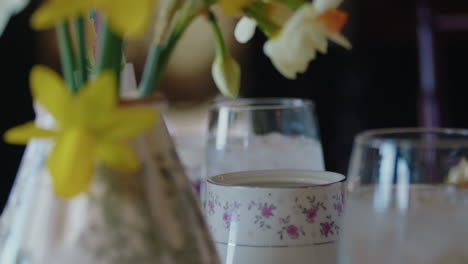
top-left (0, 0), bottom-right (350, 263)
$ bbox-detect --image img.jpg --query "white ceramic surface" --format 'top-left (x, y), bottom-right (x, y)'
top-left (206, 170), bottom-right (345, 264)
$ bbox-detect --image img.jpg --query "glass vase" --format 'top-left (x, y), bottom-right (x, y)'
top-left (0, 102), bottom-right (220, 264)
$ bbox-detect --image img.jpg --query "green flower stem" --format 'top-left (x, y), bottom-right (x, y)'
top-left (74, 16), bottom-right (88, 88)
top-left (95, 23), bottom-right (123, 85)
top-left (273, 0), bottom-right (305, 10)
top-left (138, 46), bottom-right (163, 97)
top-left (244, 7), bottom-right (278, 38)
top-left (208, 12), bottom-right (226, 58)
top-left (138, 28), bottom-right (183, 97)
top-left (138, 12), bottom-right (194, 97)
top-left (57, 22), bottom-right (76, 92)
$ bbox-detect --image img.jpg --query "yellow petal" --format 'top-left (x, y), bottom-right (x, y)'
top-left (69, 70), bottom-right (117, 129)
top-left (30, 65), bottom-right (72, 124)
top-left (31, 0), bottom-right (95, 29)
top-left (47, 128), bottom-right (96, 198)
top-left (218, 0), bottom-right (252, 16)
top-left (97, 143), bottom-right (140, 172)
top-left (102, 0), bottom-right (156, 37)
top-left (76, 70), bottom-right (117, 119)
top-left (265, 3), bottom-right (293, 27)
top-left (3, 121), bottom-right (56, 145)
top-left (99, 107), bottom-right (158, 141)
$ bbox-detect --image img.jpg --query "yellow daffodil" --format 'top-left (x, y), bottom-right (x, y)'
top-left (31, 0), bottom-right (157, 37)
top-left (218, 0), bottom-right (253, 16)
top-left (212, 53), bottom-right (241, 98)
top-left (263, 0), bottom-right (351, 79)
top-left (4, 66), bottom-right (158, 198)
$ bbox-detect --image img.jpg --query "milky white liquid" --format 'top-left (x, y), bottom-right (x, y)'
top-left (205, 133), bottom-right (325, 178)
top-left (339, 185), bottom-right (468, 264)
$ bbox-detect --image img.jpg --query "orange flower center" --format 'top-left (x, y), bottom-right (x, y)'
top-left (317, 9), bottom-right (348, 33)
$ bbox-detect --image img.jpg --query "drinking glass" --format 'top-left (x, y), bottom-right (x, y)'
top-left (338, 128), bottom-right (468, 264)
top-left (205, 98), bottom-right (325, 181)
top-left (202, 98), bottom-right (325, 201)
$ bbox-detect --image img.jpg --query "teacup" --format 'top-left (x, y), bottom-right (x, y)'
top-left (205, 170), bottom-right (345, 264)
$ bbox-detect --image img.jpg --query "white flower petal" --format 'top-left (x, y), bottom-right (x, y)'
top-left (263, 4), bottom-right (321, 79)
top-left (211, 54), bottom-right (241, 98)
top-left (0, 0), bottom-right (29, 36)
top-left (262, 3), bottom-right (351, 79)
top-left (448, 158), bottom-right (468, 184)
top-left (327, 32), bottom-right (352, 50)
top-left (234, 16), bottom-right (257, 44)
top-left (307, 26), bottom-right (328, 54)
top-left (314, 0), bottom-right (342, 13)
top-left (264, 37), bottom-right (316, 79)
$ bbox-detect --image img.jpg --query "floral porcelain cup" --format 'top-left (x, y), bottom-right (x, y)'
top-left (205, 170), bottom-right (346, 264)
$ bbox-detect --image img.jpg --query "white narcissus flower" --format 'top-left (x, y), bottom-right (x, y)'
top-left (447, 158), bottom-right (468, 186)
top-left (210, 11), bottom-right (241, 98)
top-left (234, 3), bottom-right (292, 44)
top-left (234, 16), bottom-right (256, 44)
top-left (264, 0), bottom-right (352, 79)
top-left (0, 0), bottom-right (29, 36)
top-left (212, 54), bottom-right (241, 98)
top-left (314, 0), bottom-right (343, 13)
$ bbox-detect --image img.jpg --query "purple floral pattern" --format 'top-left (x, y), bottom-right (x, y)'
top-left (286, 224), bottom-right (299, 239)
top-left (278, 216), bottom-right (305, 240)
top-left (205, 184), bottom-right (344, 244)
top-left (261, 206), bottom-right (274, 218)
top-left (332, 193), bottom-right (344, 216)
top-left (248, 201), bottom-right (277, 230)
top-left (295, 196), bottom-right (326, 223)
top-left (334, 202), bottom-right (343, 216)
top-left (208, 200), bottom-right (215, 215)
top-left (207, 191), bottom-right (220, 216)
top-left (320, 215), bottom-right (339, 237)
top-left (222, 201), bottom-right (241, 228)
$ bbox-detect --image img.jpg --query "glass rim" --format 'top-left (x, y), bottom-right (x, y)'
top-left (207, 170), bottom-right (345, 189)
top-left (210, 97), bottom-right (315, 111)
top-left (355, 127), bottom-right (468, 148)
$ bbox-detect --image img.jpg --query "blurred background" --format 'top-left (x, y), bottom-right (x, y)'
top-left (1, 0), bottom-right (468, 210)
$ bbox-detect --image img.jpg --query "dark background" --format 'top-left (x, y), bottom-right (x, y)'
top-left (1, 0), bottom-right (468, 210)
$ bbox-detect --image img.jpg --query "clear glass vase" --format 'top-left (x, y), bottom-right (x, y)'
top-left (0, 103), bottom-right (220, 264)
